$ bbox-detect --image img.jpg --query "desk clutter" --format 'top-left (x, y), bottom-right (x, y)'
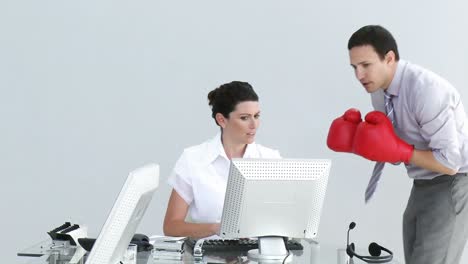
top-left (150, 235), bottom-right (186, 263)
top-left (77, 234), bottom-right (154, 252)
top-left (43, 223), bottom-right (302, 263)
top-left (47, 221), bottom-right (88, 246)
top-left (15, 222), bottom-right (90, 260)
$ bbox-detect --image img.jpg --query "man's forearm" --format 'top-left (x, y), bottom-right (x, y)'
top-left (410, 149), bottom-right (457, 175)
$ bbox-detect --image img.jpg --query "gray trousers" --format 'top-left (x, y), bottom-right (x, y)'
top-left (403, 173), bottom-right (468, 264)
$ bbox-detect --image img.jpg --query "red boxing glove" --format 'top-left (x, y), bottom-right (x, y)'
top-left (353, 111), bottom-right (414, 163)
top-left (327, 108), bottom-right (362, 152)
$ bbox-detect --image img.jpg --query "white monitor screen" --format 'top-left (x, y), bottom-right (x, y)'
top-left (220, 158), bottom-right (330, 239)
top-left (85, 164), bottom-right (159, 264)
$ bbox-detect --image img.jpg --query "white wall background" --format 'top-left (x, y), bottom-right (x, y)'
top-left (1, 1), bottom-right (467, 263)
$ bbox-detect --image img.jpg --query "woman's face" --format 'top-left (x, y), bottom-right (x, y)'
top-left (218, 101), bottom-right (260, 145)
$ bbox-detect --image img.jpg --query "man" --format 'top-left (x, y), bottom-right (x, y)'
top-left (327, 25), bottom-right (468, 264)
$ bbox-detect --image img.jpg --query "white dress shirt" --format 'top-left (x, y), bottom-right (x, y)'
top-left (167, 133), bottom-right (281, 223)
top-left (371, 60), bottom-right (468, 179)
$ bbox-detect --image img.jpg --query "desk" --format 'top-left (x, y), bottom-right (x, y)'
top-left (18, 238), bottom-right (400, 264)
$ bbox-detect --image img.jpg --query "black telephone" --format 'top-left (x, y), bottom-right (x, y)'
top-left (130, 233), bottom-right (153, 252)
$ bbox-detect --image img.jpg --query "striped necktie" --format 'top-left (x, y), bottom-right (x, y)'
top-left (365, 92), bottom-right (395, 203)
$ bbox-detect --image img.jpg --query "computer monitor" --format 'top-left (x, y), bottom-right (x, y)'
top-left (85, 164), bottom-right (159, 264)
top-left (220, 158), bottom-right (331, 262)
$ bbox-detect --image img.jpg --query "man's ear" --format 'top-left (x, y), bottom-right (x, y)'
top-left (385, 50), bottom-right (396, 64)
top-left (215, 113), bottom-right (227, 128)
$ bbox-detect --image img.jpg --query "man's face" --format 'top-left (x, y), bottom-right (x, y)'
top-left (349, 45), bottom-right (394, 93)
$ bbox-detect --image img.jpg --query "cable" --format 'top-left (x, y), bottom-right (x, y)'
top-left (282, 247), bottom-right (291, 264)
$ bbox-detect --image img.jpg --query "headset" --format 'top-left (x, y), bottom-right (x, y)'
top-left (346, 222), bottom-right (393, 263)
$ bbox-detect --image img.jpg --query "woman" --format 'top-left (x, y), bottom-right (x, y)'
top-left (163, 81), bottom-right (281, 238)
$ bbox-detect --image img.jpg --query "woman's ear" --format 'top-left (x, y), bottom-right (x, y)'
top-left (215, 113), bottom-right (227, 129)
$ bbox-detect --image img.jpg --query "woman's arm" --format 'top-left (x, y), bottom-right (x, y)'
top-left (163, 189), bottom-right (220, 239)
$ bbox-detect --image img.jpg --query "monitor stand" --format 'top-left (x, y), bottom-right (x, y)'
top-left (247, 236), bottom-right (292, 263)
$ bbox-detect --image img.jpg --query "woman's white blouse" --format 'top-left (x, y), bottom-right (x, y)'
top-left (167, 133), bottom-right (281, 223)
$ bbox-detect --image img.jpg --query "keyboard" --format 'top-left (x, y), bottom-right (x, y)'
top-left (185, 238), bottom-right (303, 252)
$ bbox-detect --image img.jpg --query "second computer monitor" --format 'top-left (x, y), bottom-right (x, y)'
top-left (85, 164), bottom-right (159, 264)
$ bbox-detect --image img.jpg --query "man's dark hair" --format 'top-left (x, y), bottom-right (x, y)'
top-left (348, 25), bottom-right (400, 61)
top-left (207, 81), bottom-right (258, 126)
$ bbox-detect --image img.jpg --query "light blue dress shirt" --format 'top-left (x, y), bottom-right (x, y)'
top-left (371, 60), bottom-right (468, 179)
